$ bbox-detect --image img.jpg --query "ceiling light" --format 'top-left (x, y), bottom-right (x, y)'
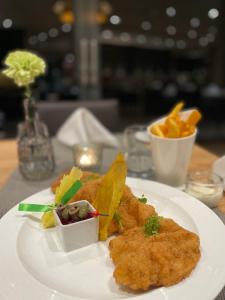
top-left (176, 40), bottom-right (186, 49)
top-left (100, 1), bottom-right (112, 15)
top-left (165, 38), bottom-right (175, 48)
top-left (53, 0), bottom-right (65, 15)
top-left (199, 37), bottom-right (208, 47)
top-left (38, 32), bottom-right (48, 42)
top-left (2, 18), bottom-right (13, 29)
top-left (141, 21), bottom-right (151, 31)
top-left (109, 15), bottom-right (121, 25)
top-left (152, 37), bottom-right (163, 47)
top-left (190, 18), bottom-right (200, 28)
top-left (208, 25), bottom-right (217, 34)
top-left (166, 6), bottom-right (176, 17)
top-left (206, 33), bottom-right (215, 43)
top-left (136, 34), bottom-right (147, 44)
top-left (101, 29), bottom-right (114, 39)
top-left (48, 28), bottom-right (59, 38)
top-left (28, 36), bottom-right (37, 45)
top-left (65, 53), bottom-right (75, 63)
top-left (61, 23), bottom-right (72, 32)
top-left (208, 8), bottom-right (219, 19)
top-left (166, 25), bottom-right (176, 35)
top-left (120, 32), bottom-right (130, 42)
top-left (188, 29), bottom-right (197, 39)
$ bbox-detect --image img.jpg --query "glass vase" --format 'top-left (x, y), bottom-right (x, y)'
top-left (17, 98), bottom-right (55, 181)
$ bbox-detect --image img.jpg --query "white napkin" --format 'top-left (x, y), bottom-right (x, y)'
top-left (56, 108), bottom-right (119, 148)
top-left (213, 156), bottom-right (225, 190)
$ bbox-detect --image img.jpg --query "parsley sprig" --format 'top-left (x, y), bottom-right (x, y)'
top-left (144, 215), bottom-right (162, 236)
top-left (138, 194), bottom-right (148, 204)
top-left (113, 211), bottom-right (123, 231)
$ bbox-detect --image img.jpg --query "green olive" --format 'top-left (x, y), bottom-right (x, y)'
top-left (78, 204), bottom-right (89, 219)
top-left (68, 206), bottom-right (79, 217)
top-left (57, 204), bottom-right (67, 211)
top-left (61, 207), bottom-right (69, 221)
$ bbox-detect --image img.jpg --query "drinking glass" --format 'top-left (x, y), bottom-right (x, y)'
top-left (123, 125), bottom-right (153, 178)
top-left (186, 171), bottom-right (223, 208)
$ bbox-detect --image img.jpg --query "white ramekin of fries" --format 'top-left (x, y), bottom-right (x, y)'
top-left (148, 102), bottom-right (202, 187)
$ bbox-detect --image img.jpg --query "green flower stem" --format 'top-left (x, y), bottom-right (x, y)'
top-left (23, 85), bottom-right (37, 124)
top-left (24, 85), bottom-right (32, 99)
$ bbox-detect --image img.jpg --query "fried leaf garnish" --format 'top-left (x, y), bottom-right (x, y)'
top-left (55, 167), bottom-right (82, 205)
top-left (41, 211), bottom-right (55, 228)
top-left (144, 215), bottom-right (162, 236)
top-left (92, 153), bottom-right (127, 240)
top-left (41, 167), bottom-right (82, 229)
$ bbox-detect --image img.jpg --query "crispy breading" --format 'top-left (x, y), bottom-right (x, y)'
top-left (51, 172), bottom-right (156, 235)
top-left (51, 171), bottom-right (200, 291)
top-left (109, 218), bottom-right (200, 291)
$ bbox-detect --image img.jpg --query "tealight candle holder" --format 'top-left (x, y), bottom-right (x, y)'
top-left (185, 171), bottom-right (224, 208)
top-left (73, 143), bottom-right (102, 171)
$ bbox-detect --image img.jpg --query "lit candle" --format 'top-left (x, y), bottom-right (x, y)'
top-left (78, 151), bottom-right (97, 167)
top-left (73, 144), bottom-right (102, 170)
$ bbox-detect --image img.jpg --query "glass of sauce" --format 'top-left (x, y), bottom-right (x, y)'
top-left (185, 171), bottom-right (224, 208)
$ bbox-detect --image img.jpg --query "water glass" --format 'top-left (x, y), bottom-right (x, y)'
top-left (123, 125), bottom-right (153, 178)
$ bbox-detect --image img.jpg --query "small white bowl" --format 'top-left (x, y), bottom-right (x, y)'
top-left (186, 171), bottom-right (224, 208)
top-left (54, 200), bottom-right (99, 252)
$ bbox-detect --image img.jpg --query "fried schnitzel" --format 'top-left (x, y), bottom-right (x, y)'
top-left (109, 218), bottom-right (200, 291)
top-left (51, 172), bottom-right (156, 235)
top-left (51, 170), bottom-right (200, 291)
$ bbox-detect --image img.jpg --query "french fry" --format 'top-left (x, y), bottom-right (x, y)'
top-left (159, 124), bottom-right (168, 136)
top-left (181, 131), bottom-right (191, 137)
top-left (187, 110), bottom-right (202, 127)
top-left (177, 120), bottom-right (186, 132)
top-left (151, 124), bottom-right (164, 138)
top-left (167, 118), bottom-right (180, 138)
top-left (150, 102), bottom-right (201, 139)
top-left (189, 126), bottom-right (195, 135)
top-left (169, 101), bottom-right (184, 118)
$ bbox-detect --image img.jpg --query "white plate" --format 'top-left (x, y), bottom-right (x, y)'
top-left (0, 178), bottom-right (225, 300)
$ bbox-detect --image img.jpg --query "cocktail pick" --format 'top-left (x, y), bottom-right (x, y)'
top-left (18, 179), bottom-right (83, 214)
top-left (18, 167), bottom-right (83, 229)
top-left (90, 211), bottom-right (109, 217)
top-left (18, 203), bottom-right (56, 212)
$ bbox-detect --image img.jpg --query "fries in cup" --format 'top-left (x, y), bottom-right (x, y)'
top-left (149, 102), bottom-right (202, 138)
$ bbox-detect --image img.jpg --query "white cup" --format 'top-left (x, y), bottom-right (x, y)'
top-left (147, 113), bottom-right (197, 187)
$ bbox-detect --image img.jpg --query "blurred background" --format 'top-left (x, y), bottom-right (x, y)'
top-left (0, 0), bottom-right (225, 154)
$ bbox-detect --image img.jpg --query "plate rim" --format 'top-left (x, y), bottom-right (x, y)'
top-left (0, 177), bottom-right (225, 300)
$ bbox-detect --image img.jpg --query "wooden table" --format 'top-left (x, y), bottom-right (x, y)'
top-left (0, 140), bottom-right (224, 212)
top-left (0, 140), bottom-right (18, 188)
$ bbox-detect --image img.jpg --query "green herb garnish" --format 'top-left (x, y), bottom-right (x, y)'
top-left (144, 215), bottom-right (162, 236)
top-left (81, 174), bottom-right (100, 184)
top-left (113, 211), bottom-right (123, 231)
top-left (138, 194), bottom-right (148, 204)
